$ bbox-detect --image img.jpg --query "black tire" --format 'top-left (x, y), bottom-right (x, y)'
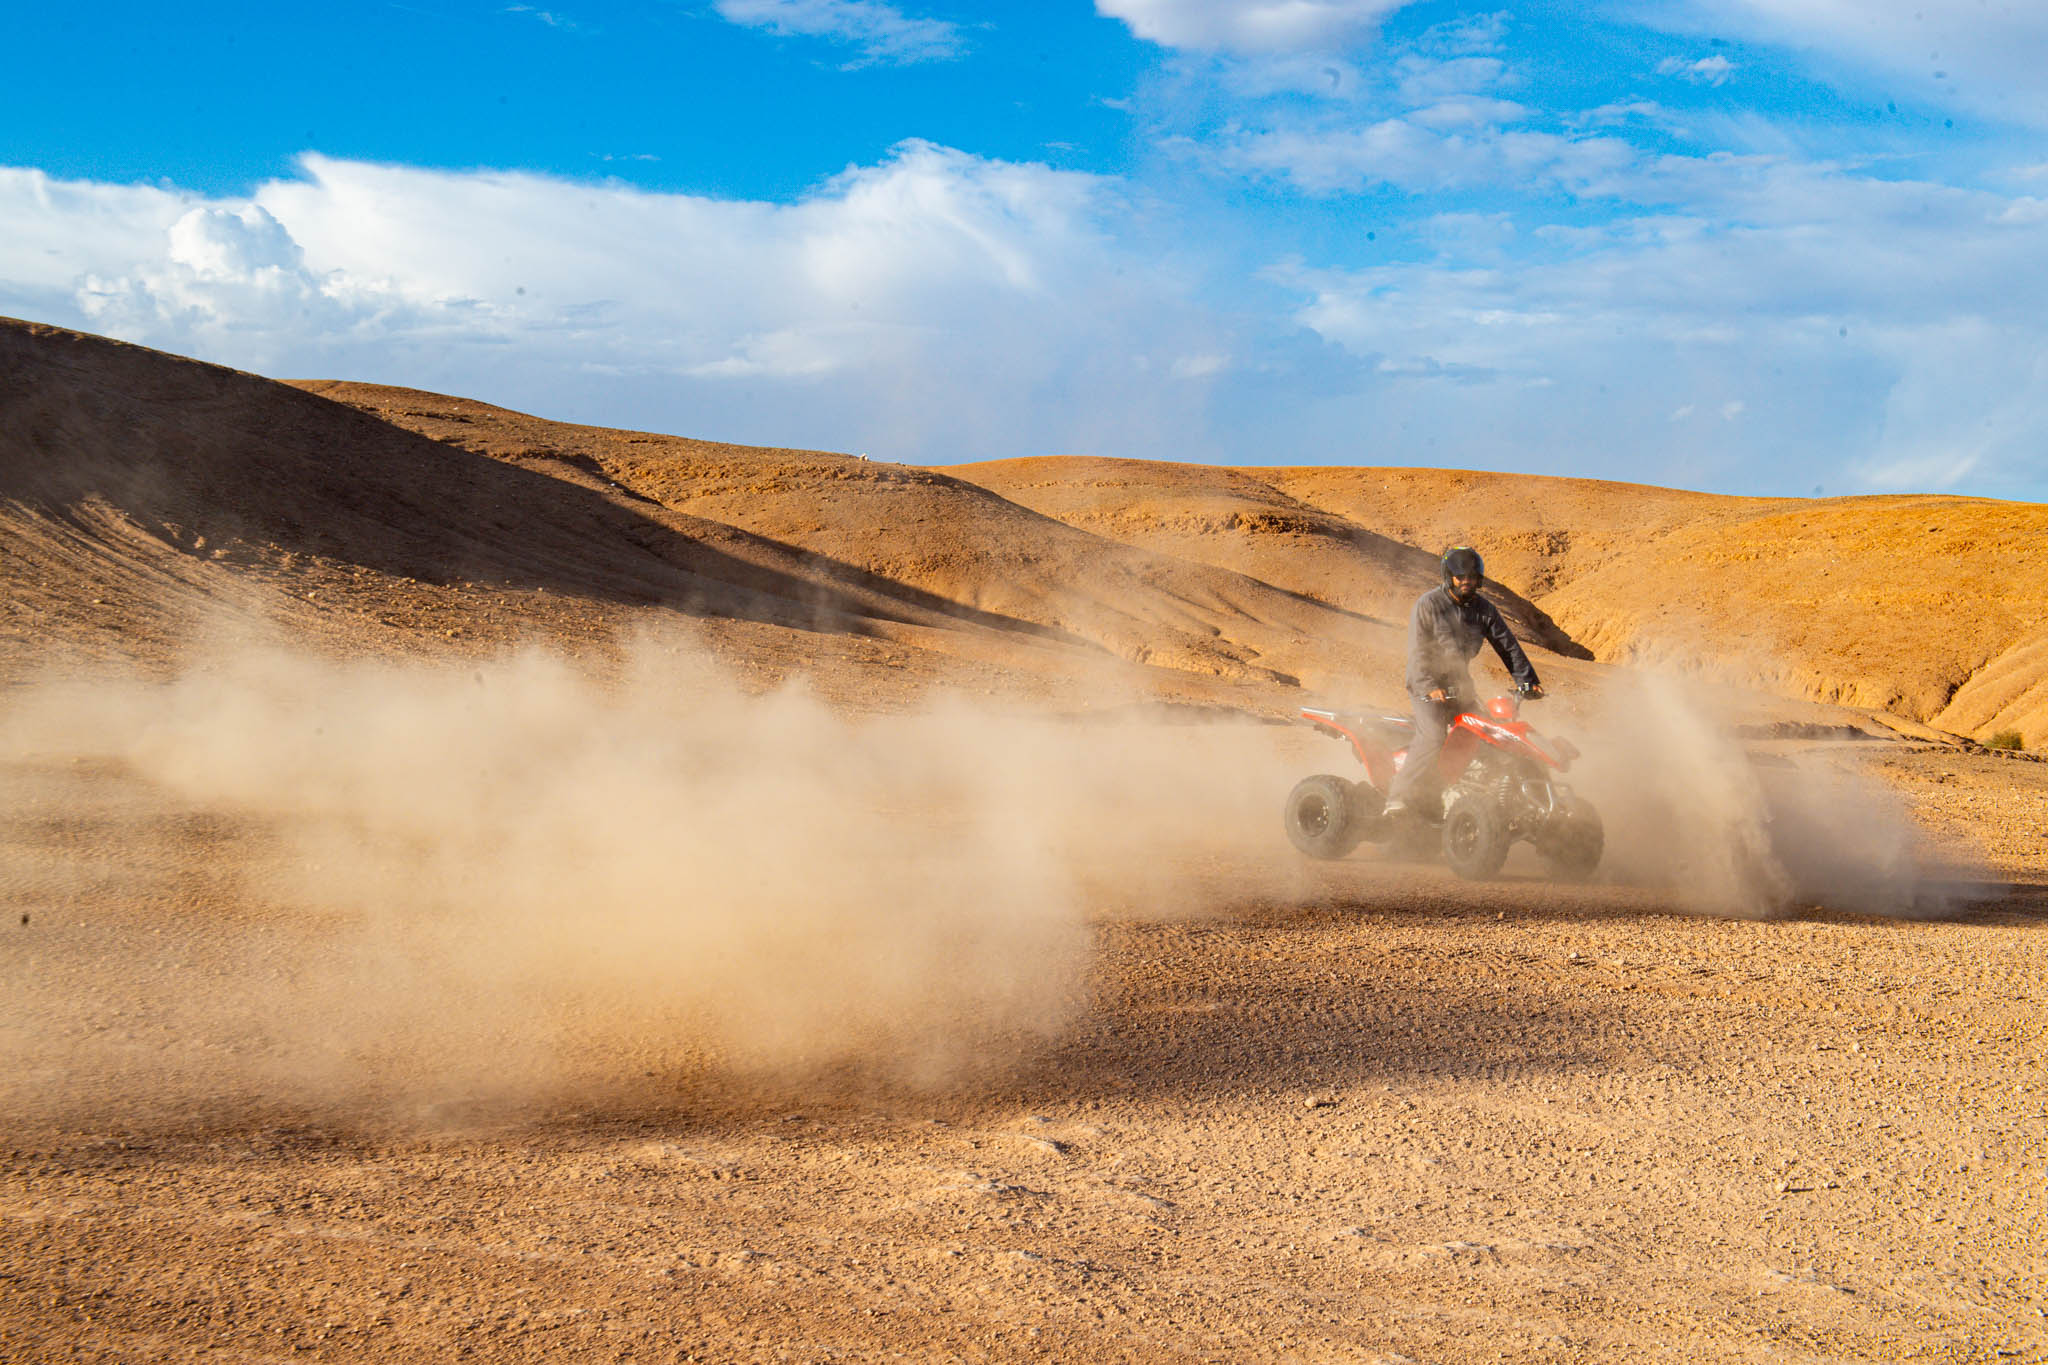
top-left (1542, 804), bottom-right (1604, 881)
top-left (1284, 774), bottom-right (1368, 860)
top-left (1441, 791), bottom-right (1511, 880)
top-left (1349, 778), bottom-right (1388, 841)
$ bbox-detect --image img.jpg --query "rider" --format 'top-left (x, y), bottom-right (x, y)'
top-left (1382, 545), bottom-right (1543, 821)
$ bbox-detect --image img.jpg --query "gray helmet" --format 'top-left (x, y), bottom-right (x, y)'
top-left (1441, 545), bottom-right (1484, 590)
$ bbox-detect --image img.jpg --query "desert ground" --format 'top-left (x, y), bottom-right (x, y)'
top-left (3, 318), bottom-right (2045, 1363)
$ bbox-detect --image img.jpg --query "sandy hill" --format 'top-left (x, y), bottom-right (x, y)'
top-left (3, 320), bottom-right (1480, 711)
top-left (7, 317), bottom-right (2039, 743)
top-left (1258, 467), bottom-right (2048, 744)
top-left (0, 319), bottom-right (1016, 679)
top-left (955, 460), bottom-right (2048, 746)
top-left (290, 379), bottom-right (1594, 705)
top-left (940, 456), bottom-right (1586, 659)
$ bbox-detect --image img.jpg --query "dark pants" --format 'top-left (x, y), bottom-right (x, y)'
top-left (1388, 695), bottom-right (1464, 810)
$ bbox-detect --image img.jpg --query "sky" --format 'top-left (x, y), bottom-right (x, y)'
top-left (4, 1), bottom-right (2046, 501)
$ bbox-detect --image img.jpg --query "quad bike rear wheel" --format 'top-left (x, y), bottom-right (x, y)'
top-left (1442, 791), bottom-right (1511, 880)
top-left (1284, 774), bottom-right (1372, 860)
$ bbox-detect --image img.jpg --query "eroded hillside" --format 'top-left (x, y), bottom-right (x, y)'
top-left (5, 317), bottom-right (2039, 743)
top-left (959, 460), bottom-right (2047, 745)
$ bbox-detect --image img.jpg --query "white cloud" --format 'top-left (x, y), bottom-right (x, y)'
top-left (1417, 211), bottom-right (1516, 258)
top-left (1414, 11), bottom-right (1510, 56)
top-left (1649, 1), bottom-right (2048, 127)
top-left (1096, 0), bottom-right (1413, 55)
top-left (74, 203), bottom-right (369, 341)
top-left (6, 129), bottom-right (2048, 500)
top-left (1405, 96), bottom-right (1527, 130)
top-left (0, 146), bottom-right (1238, 464)
top-left (1199, 52), bottom-right (1367, 98)
top-left (712, 0), bottom-right (964, 66)
top-left (685, 325), bottom-right (872, 378)
top-left (1997, 197), bottom-right (2048, 226)
top-left (506, 5), bottom-right (578, 31)
top-left (1273, 156), bottom-right (2048, 495)
top-left (1858, 450), bottom-right (1981, 491)
top-left (1585, 100), bottom-right (1669, 126)
top-left (0, 169), bottom-right (192, 303)
top-left (1220, 117), bottom-right (1634, 195)
top-left (1394, 53), bottom-right (1509, 103)
top-left (1657, 54), bottom-right (1734, 86)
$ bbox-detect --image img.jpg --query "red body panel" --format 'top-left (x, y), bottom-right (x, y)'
top-left (1305, 716), bottom-right (1393, 789)
top-left (1300, 698), bottom-right (1566, 798)
top-left (1447, 712), bottom-right (1559, 770)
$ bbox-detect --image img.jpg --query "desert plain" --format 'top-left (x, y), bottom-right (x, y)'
top-left (2, 316), bottom-right (2045, 1363)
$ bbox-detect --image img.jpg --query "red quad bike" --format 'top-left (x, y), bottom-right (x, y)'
top-left (1283, 692), bottom-right (1604, 881)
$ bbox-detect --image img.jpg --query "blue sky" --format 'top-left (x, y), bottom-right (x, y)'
top-left (5, 1), bottom-right (2046, 500)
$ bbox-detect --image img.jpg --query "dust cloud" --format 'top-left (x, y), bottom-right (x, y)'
top-left (0, 638), bottom-right (1302, 1123)
top-left (1566, 675), bottom-right (1961, 918)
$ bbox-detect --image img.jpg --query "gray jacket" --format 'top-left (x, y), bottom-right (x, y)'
top-left (1405, 585), bottom-right (1539, 701)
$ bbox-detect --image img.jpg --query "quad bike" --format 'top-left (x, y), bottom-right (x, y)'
top-left (1283, 691), bottom-right (1603, 881)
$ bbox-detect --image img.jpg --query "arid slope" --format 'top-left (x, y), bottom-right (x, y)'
top-left (6, 317), bottom-right (2040, 742)
top-left (944, 456), bottom-right (1584, 658)
top-left (290, 379), bottom-right (1483, 700)
top-left (0, 319), bottom-right (946, 673)
top-left (958, 460), bottom-right (2048, 745)
top-left (0, 320), bottom-right (1430, 706)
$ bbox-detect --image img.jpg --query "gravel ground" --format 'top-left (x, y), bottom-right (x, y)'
top-left (4, 741), bottom-right (2044, 1364)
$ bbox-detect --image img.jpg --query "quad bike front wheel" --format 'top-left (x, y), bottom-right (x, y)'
top-left (1284, 774), bottom-right (1371, 860)
top-left (1442, 791), bottom-right (1511, 880)
top-left (1540, 803), bottom-right (1604, 881)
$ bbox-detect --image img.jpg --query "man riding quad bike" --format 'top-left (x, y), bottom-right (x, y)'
top-left (1281, 546), bottom-right (1603, 880)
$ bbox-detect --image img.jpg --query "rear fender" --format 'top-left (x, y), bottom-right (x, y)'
top-left (1300, 708), bottom-right (1397, 791)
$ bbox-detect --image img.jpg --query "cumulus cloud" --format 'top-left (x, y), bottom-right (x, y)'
top-left (79, 204), bottom-right (336, 331)
top-left (713, 0), bottom-right (965, 66)
top-left (0, 145), bottom-right (1238, 464)
top-left (0, 177), bottom-right (405, 352)
top-left (1097, 0), bottom-right (1413, 55)
top-left (5, 124), bottom-right (2048, 500)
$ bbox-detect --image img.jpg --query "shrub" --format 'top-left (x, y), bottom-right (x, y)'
top-left (1985, 730), bottom-right (2024, 750)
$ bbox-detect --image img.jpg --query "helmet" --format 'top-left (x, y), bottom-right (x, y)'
top-left (1441, 545), bottom-right (1484, 590)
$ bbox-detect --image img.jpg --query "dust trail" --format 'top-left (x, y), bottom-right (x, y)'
top-left (0, 638), bottom-right (1303, 1121)
top-left (1566, 675), bottom-right (1969, 918)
